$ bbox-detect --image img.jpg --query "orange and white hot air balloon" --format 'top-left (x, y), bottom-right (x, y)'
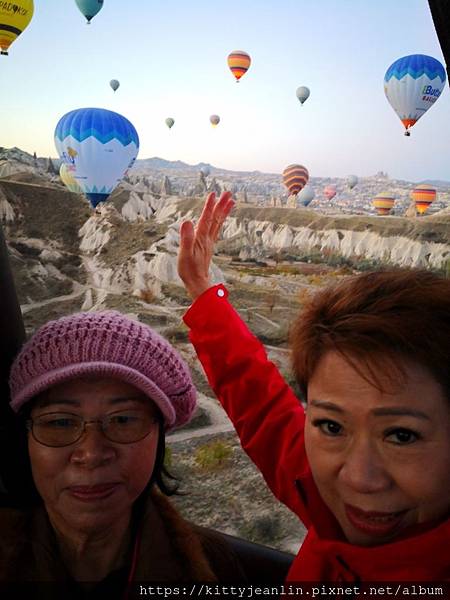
top-left (411, 184), bottom-right (436, 215)
top-left (373, 192), bottom-right (395, 215)
top-left (227, 50), bottom-right (251, 82)
top-left (282, 164), bottom-right (309, 196)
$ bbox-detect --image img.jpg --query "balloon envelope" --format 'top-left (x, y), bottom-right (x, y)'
top-left (411, 184), bottom-right (436, 215)
top-left (296, 86), bottom-right (310, 105)
top-left (110, 79), bottom-right (120, 92)
top-left (210, 114), bottom-right (220, 126)
top-left (373, 192), bottom-right (395, 215)
top-left (227, 50), bottom-right (251, 82)
top-left (298, 186), bottom-right (315, 206)
top-left (59, 163), bottom-right (83, 194)
top-left (165, 118), bottom-right (175, 129)
top-left (0, 0), bottom-right (33, 55)
top-left (347, 175), bottom-right (358, 189)
top-left (200, 166), bottom-right (210, 177)
top-left (282, 164), bottom-right (309, 196)
top-left (324, 185), bottom-right (337, 200)
top-left (75, 0), bottom-right (104, 23)
top-left (54, 107), bottom-right (139, 209)
top-left (384, 54), bottom-right (446, 135)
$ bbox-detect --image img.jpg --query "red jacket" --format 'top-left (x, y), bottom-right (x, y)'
top-left (184, 284), bottom-right (450, 583)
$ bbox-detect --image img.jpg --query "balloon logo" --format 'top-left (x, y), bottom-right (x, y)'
top-left (55, 107), bottom-right (139, 209)
top-left (384, 54), bottom-right (446, 136)
top-left (59, 163), bottom-right (83, 194)
top-left (297, 186), bottom-right (315, 207)
top-left (373, 192), bottom-right (395, 215)
top-left (210, 114), bottom-right (220, 127)
top-left (227, 51), bottom-right (251, 82)
top-left (282, 164), bottom-right (309, 196)
top-left (75, 0), bottom-right (104, 24)
top-left (411, 184), bottom-right (436, 215)
top-left (296, 86), bottom-right (310, 106)
top-left (165, 118), bottom-right (175, 129)
top-left (0, 0), bottom-right (34, 56)
top-left (324, 185), bottom-right (337, 201)
top-left (110, 79), bottom-right (120, 92)
top-left (347, 175), bottom-right (358, 189)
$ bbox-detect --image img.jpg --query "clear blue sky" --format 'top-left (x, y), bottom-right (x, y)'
top-left (1, 0), bottom-right (449, 181)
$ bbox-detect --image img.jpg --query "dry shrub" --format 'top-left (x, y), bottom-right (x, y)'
top-left (194, 440), bottom-right (233, 471)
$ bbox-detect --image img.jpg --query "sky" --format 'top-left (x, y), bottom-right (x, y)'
top-left (1, 0), bottom-right (449, 182)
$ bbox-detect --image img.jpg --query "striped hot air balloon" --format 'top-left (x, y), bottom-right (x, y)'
top-left (227, 51), bottom-right (251, 82)
top-left (282, 164), bottom-right (309, 196)
top-left (373, 192), bottom-right (395, 216)
top-left (411, 184), bottom-right (436, 215)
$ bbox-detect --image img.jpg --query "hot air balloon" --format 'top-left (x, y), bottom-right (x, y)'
top-left (75, 0), bottom-right (104, 24)
top-left (372, 192), bottom-right (395, 215)
top-left (282, 164), bottom-right (309, 196)
top-left (296, 86), bottom-right (310, 106)
top-left (110, 79), bottom-right (120, 92)
top-left (324, 185), bottom-right (337, 201)
top-left (54, 107), bottom-right (139, 209)
top-left (59, 163), bottom-right (83, 194)
top-left (384, 54), bottom-right (446, 136)
top-left (0, 0), bottom-right (34, 56)
top-left (227, 51), bottom-right (251, 82)
top-left (165, 118), bottom-right (175, 129)
top-left (200, 166), bottom-right (210, 178)
top-left (347, 175), bottom-right (358, 189)
top-left (411, 184), bottom-right (436, 215)
top-left (210, 115), bottom-right (220, 127)
top-left (298, 186), bottom-right (315, 207)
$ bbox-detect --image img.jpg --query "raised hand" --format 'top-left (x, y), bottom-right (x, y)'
top-left (178, 191), bottom-right (235, 301)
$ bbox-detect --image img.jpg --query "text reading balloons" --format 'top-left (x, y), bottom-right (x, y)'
top-left (210, 114), bottom-right (220, 127)
top-left (227, 51), bottom-right (251, 82)
top-left (0, 0), bottom-right (33, 56)
top-left (282, 164), bottom-right (309, 196)
top-left (384, 54), bottom-right (446, 136)
top-left (296, 86), bottom-right (310, 106)
top-left (324, 185), bottom-right (337, 201)
top-left (75, 0), bottom-right (104, 24)
top-left (110, 79), bottom-right (120, 92)
top-left (54, 107), bottom-right (139, 209)
top-left (59, 163), bottom-right (83, 194)
top-left (411, 184), bottom-right (436, 215)
top-left (165, 118), bottom-right (175, 129)
top-left (347, 175), bottom-right (358, 189)
top-left (298, 186), bottom-right (315, 207)
top-left (373, 192), bottom-right (395, 215)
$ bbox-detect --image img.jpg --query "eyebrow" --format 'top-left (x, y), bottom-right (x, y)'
top-left (35, 395), bottom-right (149, 409)
top-left (309, 400), bottom-right (431, 421)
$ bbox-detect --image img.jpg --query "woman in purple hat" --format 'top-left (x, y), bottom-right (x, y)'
top-left (0, 310), bottom-right (248, 590)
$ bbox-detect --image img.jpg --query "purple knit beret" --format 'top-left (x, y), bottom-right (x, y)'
top-left (9, 310), bottom-right (196, 430)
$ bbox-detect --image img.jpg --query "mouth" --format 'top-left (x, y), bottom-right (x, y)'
top-left (344, 503), bottom-right (409, 537)
top-left (67, 483), bottom-right (120, 502)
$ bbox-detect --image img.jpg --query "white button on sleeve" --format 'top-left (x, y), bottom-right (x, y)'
top-left (217, 288), bottom-right (225, 298)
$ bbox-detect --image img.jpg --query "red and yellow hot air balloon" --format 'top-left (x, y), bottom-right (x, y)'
top-left (227, 50), bottom-right (251, 82)
top-left (373, 192), bottom-right (395, 215)
top-left (0, 0), bottom-right (34, 56)
top-left (411, 184), bottom-right (436, 215)
top-left (282, 164), bottom-right (309, 196)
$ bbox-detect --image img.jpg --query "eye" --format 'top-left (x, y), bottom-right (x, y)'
top-left (312, 418), bottom-right (343, 436)
top-left (108, 413), bottom-right (140, 426)
top-left (38, 415), bottom-right (78, 429)
top-left (385, 428), bottom-right (421, 445)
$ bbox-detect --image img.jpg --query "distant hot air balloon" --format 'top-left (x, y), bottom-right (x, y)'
top-left (411, 184), bottom-right (436, 215)
top-left (347, 175), bottom-right (358, 189)
top-left (165, 118), bottom-right (175, 129)
top-left (110, 79), bottom-right (120, 92)
top-left (0, 0), bottom-right (34, 56)
top-left (324, 185), bottom-right (337, 201)
top-left (200, 166), bottom-right (210, 177)
top-left (297, 186), bottom-right (315, 207)
top-left (296, 86), bottom-right (310, 106)
top-left (282, 164), bottom-right (309, 196)
top-left (384, 54), bottom-right (446, 136)
top-left (59, 163), bottom-right (83, 194)
top-left (372, 192), bottom-right (395, 215)
top-left (210, 114), bottom-right (220, 127)
top-left (227, 51), bottom-right (251, 82)
top-left (55, 107), bottom-right (139, 209)
top-left (75, 0), bottom-right (104, 24)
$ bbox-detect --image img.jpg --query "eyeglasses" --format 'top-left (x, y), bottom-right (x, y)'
top-left (26, 410), bottom-right (158, 447)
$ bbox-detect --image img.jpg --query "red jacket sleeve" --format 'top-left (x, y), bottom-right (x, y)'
top-left (183, 284), bottom-right (311, 525)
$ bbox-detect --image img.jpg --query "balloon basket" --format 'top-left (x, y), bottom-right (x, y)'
top-left (1, 51), bottom-right (8, 56)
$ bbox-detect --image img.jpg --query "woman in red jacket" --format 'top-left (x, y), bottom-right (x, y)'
top-left (177, 191), bottom-right (450, 584)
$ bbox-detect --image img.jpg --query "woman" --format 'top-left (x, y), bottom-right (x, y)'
top-left (1, 309), bottom-right (247, 592)
top-left (177, 191), bottom-right (450, 582)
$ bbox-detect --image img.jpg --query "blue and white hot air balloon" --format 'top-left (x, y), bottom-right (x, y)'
top-left (384, 54), bottom-right (446, 136)
top-left (54, 108), bottom-right (139, 209)
top-left (297, 186), bottom-right (315, 207)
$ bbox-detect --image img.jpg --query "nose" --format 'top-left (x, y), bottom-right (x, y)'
top-left (70, 422), bottom-right (116, 468)
top-left (339, 436), bottom-right (392, 494)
